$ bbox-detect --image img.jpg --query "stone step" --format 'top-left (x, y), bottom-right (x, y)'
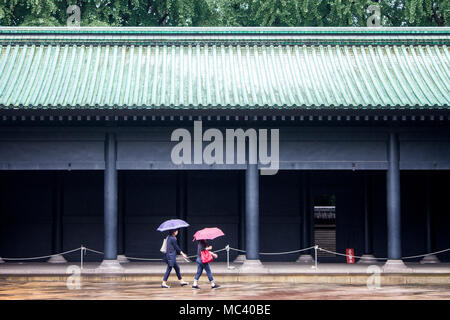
top-left (1, 273), bottom-right (449, 285)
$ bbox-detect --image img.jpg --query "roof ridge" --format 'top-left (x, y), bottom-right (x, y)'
top-left (1, 27), bottom-right (448, 47)
top-left (0, 26), bottom-right (449, 35)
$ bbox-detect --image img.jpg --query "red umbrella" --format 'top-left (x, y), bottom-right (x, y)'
top-left (193, 227), bottom-right (225, 241)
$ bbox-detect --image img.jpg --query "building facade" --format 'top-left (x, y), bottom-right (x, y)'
top-left (0, 27), bottom-right (449, 269)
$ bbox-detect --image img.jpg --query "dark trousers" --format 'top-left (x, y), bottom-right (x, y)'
top-left (194, 260), bottom-right (214, 282)
top-left (163, 262), bottom-right (182, 281)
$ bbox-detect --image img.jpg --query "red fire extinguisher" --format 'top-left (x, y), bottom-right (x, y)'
top-left (346, 248), bottom-right (355, 264)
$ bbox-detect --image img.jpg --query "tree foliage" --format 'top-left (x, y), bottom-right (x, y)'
top-left (0, 0), bottom-right (447, 27)
top-left (404, 0), bottom-right (448, 25)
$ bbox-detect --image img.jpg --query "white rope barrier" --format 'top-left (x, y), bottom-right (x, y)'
top-left (126, 257), bottom-right (163, 261)
top-left (260, 246), bottom-right (316, 255)
top-left (95, 247), bottom-right (229, 262)
top-left (318, 247), bottom-right (450, 261)
top-left (1, 245), bottom-right (449, 263)
top-left (401, 248), bottom-right (450, 260)
top-left (83, 246), bottom-right (166, 262)
top-left (84, 247), bottom-right (103, 255)
top-left (227, 246), bottom-right (315, 255)
top-left (83, 247), bottom-right (167, 261)
top-left (317, 247), bottom-right (383, 260)
top-left (79, 245), bottom-right (450, 263)
top-left (0, 247), bottom-right (82, 261)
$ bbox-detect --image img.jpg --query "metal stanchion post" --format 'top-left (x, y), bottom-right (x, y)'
top-left (80, 245), bottom-right (84, 270)
top-left (314, 245), bottom-right (318, 271)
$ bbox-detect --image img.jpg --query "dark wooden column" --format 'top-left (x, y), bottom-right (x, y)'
top-left (234, 170), bottom-right (246, 263)
top-left (387, 132), bottom-right (401, 260)
top-left (97, 132), bottom-right (122, 270)
top-left (239, 170), bottom-right (246, 250)
top-left (358, 173), bottom-right (377, 264)
top-left (297, 171), bottom-right (313, 263)
top-left (245, 163), bottom-right (259, 261)
top-left (48, 172), bottom-right (67, 263)
top-left (240, 162), bottom-right (266, 274)
top-left (176, 171), bottom-right (188, 253)
top-left (383, 132), bottom-right (407, 271)
top-left (104, 132), bottom-right (118, 260)
top-left (0, 174), bottom-right (4, 263)
top-left (425, 173), bottom-right (434, 253)
top-left (363, 174), bottom-right (373, 255)
top-left (420, 172), bottom-right (440, 263)
top-left (117, 172), bottom-right (129, 263)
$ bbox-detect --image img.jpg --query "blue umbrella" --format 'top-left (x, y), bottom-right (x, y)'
top-left (157, 219), bottom-right (189, 232)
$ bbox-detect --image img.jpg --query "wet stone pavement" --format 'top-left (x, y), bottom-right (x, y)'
top-left (0, 280), bottom-right (449, 300)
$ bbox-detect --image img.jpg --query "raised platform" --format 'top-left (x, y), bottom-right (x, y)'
top-left (0, 262), bottom-right (449, 285)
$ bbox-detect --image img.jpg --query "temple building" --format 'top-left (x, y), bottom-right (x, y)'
top-left (0, 27), bottom-right (449, 271)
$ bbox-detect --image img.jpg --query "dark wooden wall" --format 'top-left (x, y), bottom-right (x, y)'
top-left (1, 125), bottom-right (450, 170)
top-left (0, 170), bottom-right (448, 262)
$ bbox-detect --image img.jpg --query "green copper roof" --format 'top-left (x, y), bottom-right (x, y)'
top-left (0, 27), bottom-right (449, 110)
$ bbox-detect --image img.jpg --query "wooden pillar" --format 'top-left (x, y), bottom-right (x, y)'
top-left (383, 132), bottom-right (408, 271)
top-left (48, 172), bottom-right (67, 263)
top-left (117, 172), bottom-right (129, 263)
top-left (240, 164), bottom-right (266, 272)
top-left (234, 170), bottom-right (246, 263)
top-left (297, 171), bottom-right (313, 263)
top-left (97, 132), bottom-right (122, 270)
top-left (358, 173), bottom-right (377, 264)
top-left (420, 172), bottom-right (440, 264)
top-left (176, 171), bottom-right (188, 253)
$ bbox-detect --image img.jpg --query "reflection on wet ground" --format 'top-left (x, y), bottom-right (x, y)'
top-left (0, 280), bottom-right (449, 300)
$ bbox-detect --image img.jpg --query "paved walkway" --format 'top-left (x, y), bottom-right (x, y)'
top-left (1, 280), bottom-right (449, 300)
top-left (1, 262), bottom-right (449, 285)
top-left (1, 261), bottom-right (449, 274)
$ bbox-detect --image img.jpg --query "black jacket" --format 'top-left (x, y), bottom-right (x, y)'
top-left (163, 235), bottom-right (181, 267)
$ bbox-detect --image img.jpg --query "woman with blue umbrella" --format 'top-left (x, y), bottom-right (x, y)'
top-left (158, 219), bottom-right (190, 288)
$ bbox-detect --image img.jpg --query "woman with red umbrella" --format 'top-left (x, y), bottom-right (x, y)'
top-left (191, 227), bottom-right (224, 290)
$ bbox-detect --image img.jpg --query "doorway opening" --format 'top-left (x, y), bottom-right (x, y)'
top-left (313, 194), bottom-right (336, 257)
